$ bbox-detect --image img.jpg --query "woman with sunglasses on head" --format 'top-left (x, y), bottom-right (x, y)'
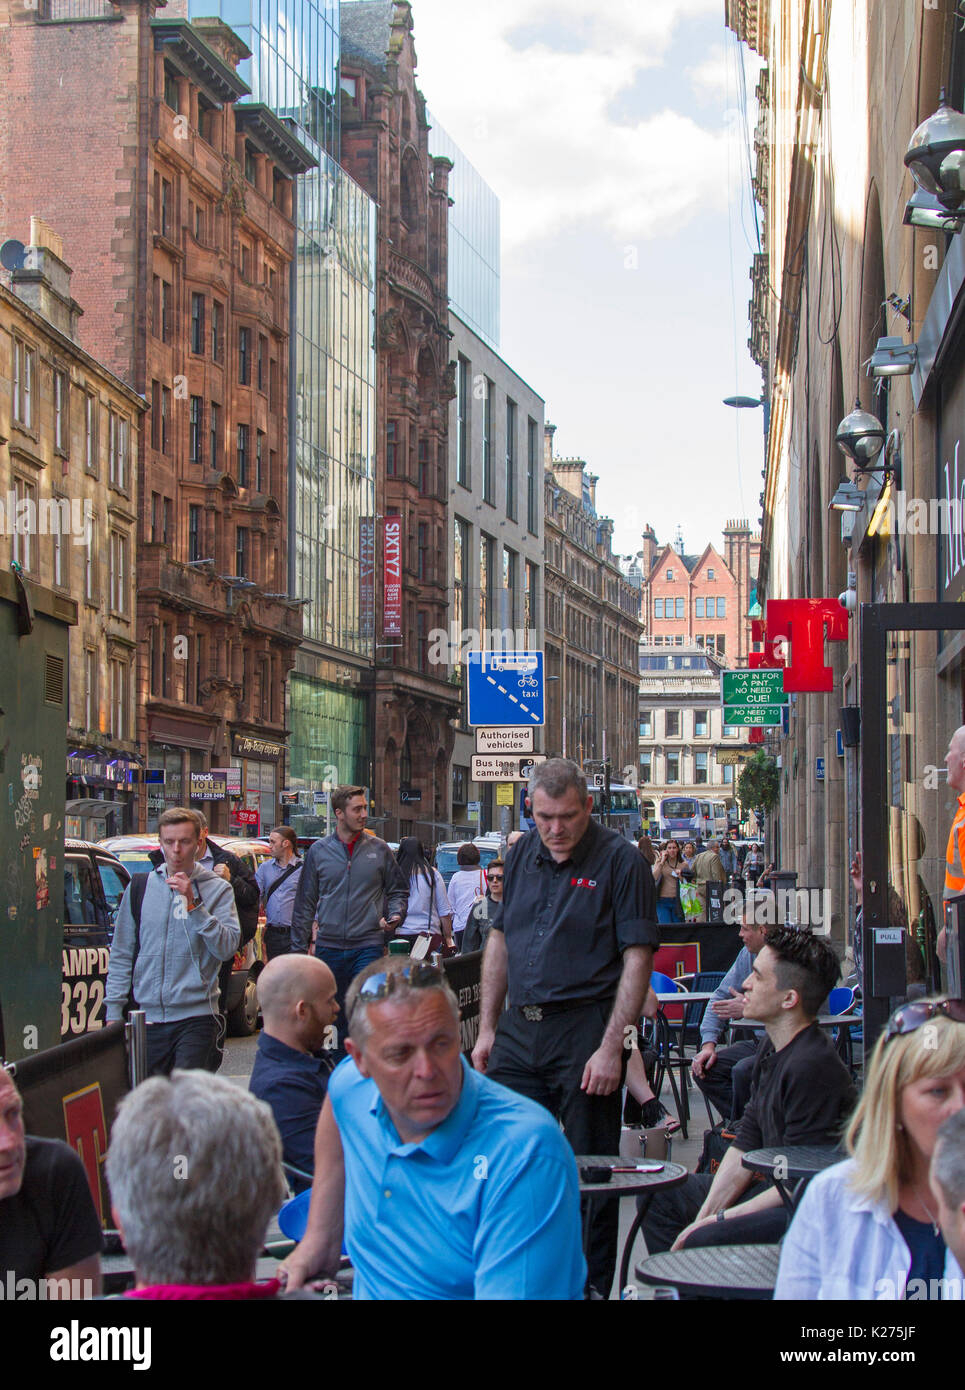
top-left (461, 859), bottom-right (504, 955)
top-left (775, 999), bottom-right (965, 1300)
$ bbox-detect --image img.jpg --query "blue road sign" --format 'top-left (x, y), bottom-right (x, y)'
top-left (467, 651), bottom-right (544, 726)
top-left (816, 757), bottom-right (825, 781)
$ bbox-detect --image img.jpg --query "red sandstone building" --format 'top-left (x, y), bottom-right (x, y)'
top-left (0, 4), bottom-right (315, 830)
top-left (635, 520), bottom-right (761, 665)
top-left (339, 2), bottom-right (459, 840)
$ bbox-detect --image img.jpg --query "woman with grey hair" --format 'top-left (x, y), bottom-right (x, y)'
top-left (106, 1070), bottom-right (288, 1299)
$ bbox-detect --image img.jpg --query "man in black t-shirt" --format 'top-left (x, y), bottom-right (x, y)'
top-left (0, 1069), bottom-right (102, 1295)
top-left (642, 926), bottom-right (856, 1253)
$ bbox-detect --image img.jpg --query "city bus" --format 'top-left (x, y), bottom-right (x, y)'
top-left (590, 783), bottom-right (643, 840)
top-left (658, 795), bottom-right (710, 842)
top-left (712, 801), bottom-right (729, 837)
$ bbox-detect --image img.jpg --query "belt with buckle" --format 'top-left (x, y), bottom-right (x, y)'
top-left (519, 999), bottom-right (609, 1022)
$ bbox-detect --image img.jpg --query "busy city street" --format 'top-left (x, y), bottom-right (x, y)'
top-left (2, 0), bottom-right (965, 1356)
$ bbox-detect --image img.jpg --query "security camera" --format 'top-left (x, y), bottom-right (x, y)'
top-left (839, 573), bottom-right (858, 611)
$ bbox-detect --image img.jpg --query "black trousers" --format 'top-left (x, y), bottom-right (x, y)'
top-left (146, 1015), bottom-right (221, 1077)
top-left (264, 925), bottom-right (293, 960)
top-left (486, 999), bottom-right (625, 1297)
top-left (693, 1038), bottom-right (759, 1122)
top-left (641, 1170), bottom-right (789, 1254)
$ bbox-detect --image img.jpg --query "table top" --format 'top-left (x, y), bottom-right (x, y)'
top-left (635, 1243), bottom-right (781, 1297)
top-left (741, 1145), bottom-right (845, 1180)
top-left (575, 1155), bottom-right (688, 1196)
top-left (816, 1013), bottom-right (863, 1028)
top-left (656, 992), bottom-right (717, 1004)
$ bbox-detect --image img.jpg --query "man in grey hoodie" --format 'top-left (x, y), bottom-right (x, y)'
top-left (105, 807), bottom-right (241, 1076)
top-left (290, 785), bottom-right (409, 1048)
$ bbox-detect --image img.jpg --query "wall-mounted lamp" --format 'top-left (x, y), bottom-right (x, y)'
top-left (903, 185), bottom-right (965, 232)
top-left (869, 335), bottom-right (918, 377)
top-left (904, 91), bottom-right (965, 212)
top-left (829, 479), bottom-right (865, 513)
top-left (835, 400), bottom-right (886, 466)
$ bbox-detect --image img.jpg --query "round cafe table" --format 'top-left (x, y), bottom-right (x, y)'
top-left (575, 1154), bottom-right (688, 1294)
top-left (740, 1144), bottom-right (844, 1212)
top-left (635, 1243), bottom-right (781, 1300)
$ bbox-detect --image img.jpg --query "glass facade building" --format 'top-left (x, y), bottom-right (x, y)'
top-left (427, 112), bottom-right (500, 350)
top-left (190, 0), bottom-right (376, 803)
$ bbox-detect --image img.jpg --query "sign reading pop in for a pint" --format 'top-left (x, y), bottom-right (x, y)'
top-left (383, 516), bottom-right (402, 638)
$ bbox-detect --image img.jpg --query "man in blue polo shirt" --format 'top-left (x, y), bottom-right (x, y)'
top-left (279, 956), bottom-right (586, 1300)
top-left (249, 954), bottom-right (339, 1191)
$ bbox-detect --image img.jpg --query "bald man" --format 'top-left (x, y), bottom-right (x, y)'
top-left (249, 956), bottom-right (339, 1191)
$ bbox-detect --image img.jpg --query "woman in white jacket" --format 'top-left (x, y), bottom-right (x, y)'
top-left (775, 1000), bottom-right (965, 1300)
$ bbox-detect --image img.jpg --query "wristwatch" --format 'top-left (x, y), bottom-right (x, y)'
top-left (716, 1210), bottom-right (727, 1223)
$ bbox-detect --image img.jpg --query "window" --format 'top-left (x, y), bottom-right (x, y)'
top-left (506, 400), bottom-right (517, 519)
top-left (666, 568), bottom-right (674, 581)
top-left (666, 752), bottom-right (680, 784)
top-left (665, 710), bottom-right (680, 737)
top-left (211, 301), bottom-right (223, 363)
top-left (694, 710), bottom-right (708, 737)
top-left (695, 751), bottom-right (708, 784)
top-left (150, 492), bottom-right (160, 543)
top-left (524, 560), bottom-right (537, 633)
top-left (639, 711), bottom-right (652, 737)
top-left (188, 505), bottom-right (201, 561)
top-left (452, 765), bottom-right (468, 805)
top-left (723, 764), bottom-right (735, 785)
top-left (85, 649), bottom-right (97, 730)
top-left (189, 397), bottom-right (203, 463)
top-left (193, 199), bottom-right (206, 241)
top-left (527, 417), bottom-right (538, 534)
top-left (480, 533), bottom-right (494, 627)
top-left (240, 242), bottom-right (251, 279)
top-left (457, 357), bottom-right (470, 486)
top-left (194, 634), bottom-right (204, 705)
top-left (85, 515), bottom-right (97, 602)
top-left (109, 530), bottom-right (128, 614)
top-left (386, 420), bottom-right (398, 477)
top-left (154, 277), bottom-right (172, 342)
top-left (210, 402), bottom-right (220, 468)
top-left (639, 752), bottom-right (652, 783)
top-left (675, 597), bottom-right (684, 619)
top-left (157, 176), bottom-right (171, 238)
top-left (482, 379), bottom-right (494, 502)
top-left (161, 622), bottom-right (171, 697)
top-left (191, 293), bottom-right (205, 354)
top-left (257, 335), bottom-right (267, 392)
top-left (256, 431), bottom-right (265, 491)
top-left (418, 437), bottom-right (429, 494)
top-left (110, 659), bottom-right (127, 741)
top-left (53, 370), bottom-right (69, 454)
top-left (416, 611), bottom-right (428, 673)
top-left (237, 424), bottom-right (249, 486)
top-left (238, 326), bottom-right (250, 384)
top-left (11, 477), bottom-right (35, 571)
top-left (695, 597), bottom-right (704, 618)
top-left (717, 596), bottom-right (726, 618)
top-left (707, 568), bottom-right (715, 580)
top-left (13, 340), bottom-right (34, 427)
top-left (417, 522), bottom-right (428, 580)
top-left (163, 62), bottom-right (180, 112)
top-left (723, 723), bottom-right (738, 738)
top-left (52, 508), bottom-right (66, 588)
top-left (85, 393), bottom-right (97, 471)
top-left (244, 142), bottom-right (257, 184)
top-left (503, 547), bottom-right (518, 627)
top-left (235, 526), bottom-right (249, 578)
top-left (269, 358), bottom-right (278, 409)
top-left (717, 633), bottom-right (726, 655)
top-left (654, 598), bottom-right (664, 620)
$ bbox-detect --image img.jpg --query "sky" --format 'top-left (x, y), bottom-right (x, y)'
top-left (400, 0), bottom-right (767, 562)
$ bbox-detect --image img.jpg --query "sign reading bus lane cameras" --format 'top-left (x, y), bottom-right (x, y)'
top-left (470, 755), bottom-right (547, 782)
top-left (467, 651), bottom-right (544, 726)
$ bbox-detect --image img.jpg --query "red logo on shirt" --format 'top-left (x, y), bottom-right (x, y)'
top-left (570, 877), bottom-right (597, 889)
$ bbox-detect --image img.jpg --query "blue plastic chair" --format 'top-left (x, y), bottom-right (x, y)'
top-left (826, 986), bottom-right (859, 1072)
top-left (278, 1188), bottom-right (311, 1242)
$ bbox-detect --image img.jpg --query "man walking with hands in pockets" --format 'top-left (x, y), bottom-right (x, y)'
top-left (471, 759), bottom-right (658, 1298)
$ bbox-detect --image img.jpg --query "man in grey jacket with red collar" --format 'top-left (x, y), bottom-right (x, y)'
top-left (105, 807), bottom-right (241, 1076)
top-left (290, 786), bottom-right (408, 1050)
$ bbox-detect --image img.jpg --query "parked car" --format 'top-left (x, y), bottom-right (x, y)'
top-left (96, 833), bottom-right (273, 1037)
top-left (432, 840), bottom-right (502, 888)
top-left (62, 840), bottom-right (131, 1040)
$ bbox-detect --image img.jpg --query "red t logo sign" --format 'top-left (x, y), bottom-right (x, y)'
top-left (764, 599), bottom-right (849, 692)
top-left (63, 1082), bottom-right (108, 1223)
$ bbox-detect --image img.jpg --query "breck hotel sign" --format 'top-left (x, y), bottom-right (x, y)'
top-left (383, 516), bottom-right (402, 638)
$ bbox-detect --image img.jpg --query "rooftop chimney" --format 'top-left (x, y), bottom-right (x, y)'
top-left (10, 218), bottom-right (82, 340)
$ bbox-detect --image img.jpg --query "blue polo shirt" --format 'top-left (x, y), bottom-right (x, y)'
top-left (249, 1032), bottom-right (333, 1190)
top-left (328, 1054), bottom-right (586, 1300)
top-left (255, 856), bottom-right (304, 927)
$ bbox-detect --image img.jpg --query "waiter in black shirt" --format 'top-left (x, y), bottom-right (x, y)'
top-left (472, 758), bottom-right (658, 1298)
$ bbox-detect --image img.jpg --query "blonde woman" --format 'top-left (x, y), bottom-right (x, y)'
top-left (775, 1000), bottom-right (965, 1300)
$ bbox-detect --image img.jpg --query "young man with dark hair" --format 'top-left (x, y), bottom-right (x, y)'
top-left (643, 926), bottom-right (856, 1253)
top-left (290, 786), bottom-right (408, 1043)
top-left (256, 826), bottom-right (304, 960)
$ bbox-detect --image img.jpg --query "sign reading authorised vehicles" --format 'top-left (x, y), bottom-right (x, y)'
top-left (474, 727), bottom-right (535, 754)
top-left (471, 755), bottom-right (547, 782)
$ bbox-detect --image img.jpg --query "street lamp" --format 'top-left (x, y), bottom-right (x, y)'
top-left (904, 91), bottom-right (965, 212)
top-left (869, 336), bottom-right (917, 378)
top-left (835, 400), bottom-right (886, 467)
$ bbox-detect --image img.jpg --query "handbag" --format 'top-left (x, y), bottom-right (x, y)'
top-left (680, 880), bottom-right (702, 920)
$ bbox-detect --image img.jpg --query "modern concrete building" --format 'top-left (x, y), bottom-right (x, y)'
top-left (447, 313), bottom-right (545, 834)
top-left (0, 220), bottom-right (145, 835)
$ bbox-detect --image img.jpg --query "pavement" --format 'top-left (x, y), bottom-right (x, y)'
top-left (222, 1030), bottom-right (708, 1299)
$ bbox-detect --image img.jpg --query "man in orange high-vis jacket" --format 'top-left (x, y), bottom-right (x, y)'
top-left (941, 726), bottom-right (965, 964)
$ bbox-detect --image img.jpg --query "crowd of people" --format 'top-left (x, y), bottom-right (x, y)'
top-left (3, 755), bottom-right (965, 1302)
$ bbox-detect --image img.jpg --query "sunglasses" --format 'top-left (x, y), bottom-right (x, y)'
top-left (883, 998), bottom-right (965, 1043)
top-left (356, 962), bottom-right (444, 1005)
top-left (487, 873), bottom-right (503, 881)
